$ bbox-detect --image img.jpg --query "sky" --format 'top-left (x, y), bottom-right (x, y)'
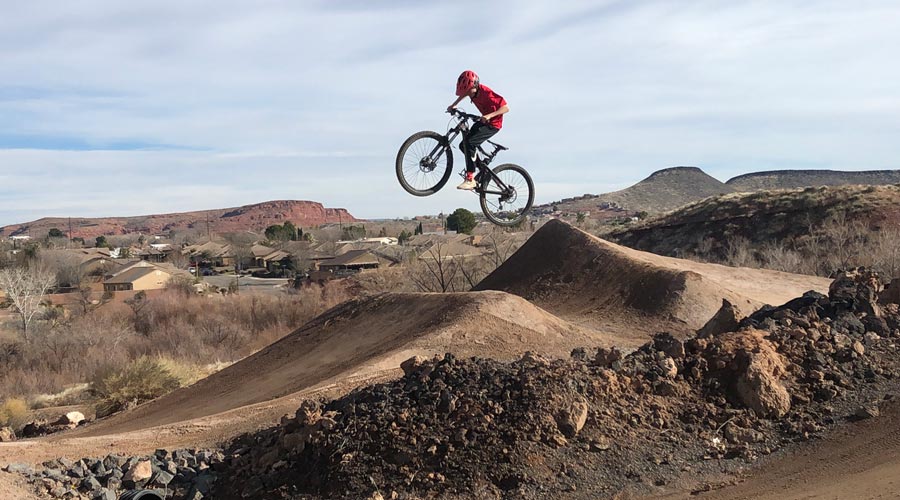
top-left (1, 0), bottom-right (899, 226)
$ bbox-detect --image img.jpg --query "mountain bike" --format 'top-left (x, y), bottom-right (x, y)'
top-left (395, 108), bottom-right (534, 227)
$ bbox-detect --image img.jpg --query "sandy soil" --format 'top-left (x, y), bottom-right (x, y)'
top-left (654, 400), bottom-right (900, 500)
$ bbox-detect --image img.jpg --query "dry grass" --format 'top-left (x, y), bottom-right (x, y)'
top-left (0, 283), bottom-right (351, 404)
top-left (0, 397), bottom-right (29, 429)
top-left (90, 357), bottom-right (182, 418)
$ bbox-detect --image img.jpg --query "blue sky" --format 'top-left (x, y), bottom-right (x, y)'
top-left (1, 0), bottom-right (899, 226)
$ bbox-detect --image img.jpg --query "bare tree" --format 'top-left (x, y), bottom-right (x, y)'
top-left (38, 250), bottom-right (84, 288)
top-left (0, 266), bottom-right (56, 340)
top-left (408, 241), bottom-right (460, 293)
top-left (485, 230), bottom-right (520, 269)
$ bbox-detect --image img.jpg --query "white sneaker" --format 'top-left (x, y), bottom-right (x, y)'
top-left (456, 179), bottom-right (477, 190)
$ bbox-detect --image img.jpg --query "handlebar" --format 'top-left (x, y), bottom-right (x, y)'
top-left (447, 108), bottom-right (482, 122)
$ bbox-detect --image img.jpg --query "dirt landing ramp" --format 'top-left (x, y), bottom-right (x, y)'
top-left (475, 219), bottom-right (830, 343)
top-left (72, 291), bottom-right (603, 436)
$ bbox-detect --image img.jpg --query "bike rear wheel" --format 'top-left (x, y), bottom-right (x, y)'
top-left (395, 131), bottom-right (453, 196)
top-left (479, 163), bottom-right (534, 227)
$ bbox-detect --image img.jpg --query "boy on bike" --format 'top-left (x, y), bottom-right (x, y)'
top-left (447, 70), bottom-right (509, 190)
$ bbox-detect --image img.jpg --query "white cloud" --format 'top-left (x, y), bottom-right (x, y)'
top-left (1, 1), bottom-right (899, 225)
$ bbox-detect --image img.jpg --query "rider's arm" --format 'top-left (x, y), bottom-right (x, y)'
top-left (482, 104), bottom-right (509, 121)
top-left (447, 95), bottom-right (466, 111)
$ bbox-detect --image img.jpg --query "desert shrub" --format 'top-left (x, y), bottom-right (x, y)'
top-left (0, 397), bottom-right (29, 429)
top-left (0, 283), bottom-right (355, 402)
top-left (90, 357), bottom-right (182, 418)
top-left (166, 275), bottom-right (196, 297)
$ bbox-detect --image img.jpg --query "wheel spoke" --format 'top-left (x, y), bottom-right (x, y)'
top-left (397, 134), bottom-right (451, 194)
top-left (480, 165), bottom-right (533, 226)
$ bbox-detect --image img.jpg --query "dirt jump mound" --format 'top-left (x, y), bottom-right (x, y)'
top-left (475, 219), bottom-right (829, 343)
top-left (74, 291), bottom-right (603, 436)
top-left (206, 268), bottom-right (900, 499)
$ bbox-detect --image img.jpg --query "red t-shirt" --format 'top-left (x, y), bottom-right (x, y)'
top-left (470, 84), bottom-right (507, 129)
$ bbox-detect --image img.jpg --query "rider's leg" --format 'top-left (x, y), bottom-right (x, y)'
top-left (457, 122), bottom-right (499, 190)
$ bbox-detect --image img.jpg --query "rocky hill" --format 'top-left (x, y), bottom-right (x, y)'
top-left (539, 166), bottom-right (900, 217)
top-left (596, 166), bottom-right (735, 213)
top-left (608, 184), bottom-right (900, 258)
top-left (727, 169), bottom-right (900, 191)
top-left (0, 200), bottom-right (358, 240)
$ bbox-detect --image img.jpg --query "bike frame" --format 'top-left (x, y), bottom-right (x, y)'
top-left (424, 110), bottom-right (514, 199)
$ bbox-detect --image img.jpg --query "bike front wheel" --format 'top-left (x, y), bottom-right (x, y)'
top-left (479, 163), bottom-right (534, 227)
top-left (395, 131), bottom-right (454, 196)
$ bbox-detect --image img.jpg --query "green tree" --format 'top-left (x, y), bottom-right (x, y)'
top-left (447, 208), bottom-right (477, 235)
top-left (265, 222), bottom-right (298, 241)
top-left (95, 235), bottom-right (109, 248)
top-left (48, 228), bottom-right (64, 238)
top-left (378, 227), bottom-right (387, 237)
top-left (398, 229), bottom-right (412, 245)
top-left (283, 221), bottom-right (298, 240)
top-left (576, 212), bottom-right (586, 225)
top-left (415, 222), bottom-right (424, 235)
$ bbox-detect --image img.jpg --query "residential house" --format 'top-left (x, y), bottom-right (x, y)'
top-left (182, 241), bottom-right (235, 268)
top-left (103, 261), bottom-right (177, 292)
top-left (317, 250), bottom-right (381, 274)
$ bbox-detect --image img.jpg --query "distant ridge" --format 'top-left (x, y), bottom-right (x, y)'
top-left (0, 200), bottom-right (359, 239)
top-left (540, 166), bottom-right (900, 216)
top-left (604, 166), bottom-right (734, 213)
top-left (726, 169), bottom-right (900, 191)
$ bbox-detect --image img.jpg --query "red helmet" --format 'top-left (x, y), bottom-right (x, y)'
top-left (456, 70), bottom-right (479, 96)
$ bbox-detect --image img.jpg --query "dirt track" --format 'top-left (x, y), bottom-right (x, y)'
top-left (656, 399), bottom-right (900, 500)
top-left (476, 219), bottom-right (830, 341)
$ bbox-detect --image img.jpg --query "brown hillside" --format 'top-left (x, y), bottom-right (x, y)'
top-left (474, 219), bottom-right (829, 339)
top-left (597, 166), bottom-right (734, 213)
top-left (0, 200), bottom-right (358, 240)
top-left (727, 169), bottom-right (900, 191)
top-left (609, 184), bottom-right (900, 257)
top-left (70, 291), bottom-right (604, 436)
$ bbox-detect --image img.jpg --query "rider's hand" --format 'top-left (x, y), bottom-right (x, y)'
top-left (480, 115), bottom-right (490, 123)
top-left (446, 106), bottom-right (456, 113)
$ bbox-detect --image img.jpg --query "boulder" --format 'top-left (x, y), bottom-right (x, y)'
top-left (592, 347), bottom-right (623, 368)
top-left (880, 278), bottom-right (900, 306)
top-left (829, 268), bottom-right (882, 317)
top-left (735, 350), bottom-right (791, 418)
top-left (698, 299), bottom-right (743, 337)
top-left (56, 411), bottom-right (85, 427)
top-left (0, 426), bottom-right (15, 442)
top-left (556, 397), bottom-right (589, 438)
top-left (122, 459), bottom-right (152, 487)
top-left (400, 356), bottom-right (427, 376)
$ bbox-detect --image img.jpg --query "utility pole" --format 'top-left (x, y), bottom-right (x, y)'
top-left (206, 212), bottom-right (211, 241)
top-left (68, 217), bottom-right (73, 248)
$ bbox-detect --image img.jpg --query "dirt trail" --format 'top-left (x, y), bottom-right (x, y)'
top-left (67, 291), bottom-right (603, 437)
top-left (655, 399), bottom-right (900, 500)
top-left (475, 219), bottom-right (830, 341)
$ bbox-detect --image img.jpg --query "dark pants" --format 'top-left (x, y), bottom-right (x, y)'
top-left (460, 122), bottom-right (499, 173)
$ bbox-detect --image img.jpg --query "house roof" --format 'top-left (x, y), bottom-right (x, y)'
top-left (261, 249), bottom-right (292, 262)
top-left (104, 266), bottom-right (165, 285)
top-left (182, 241), bottom-right (233, 258)
top-left (319, 249), bottom-right (380, 267)
top-left (251, 244), bottom-right (276, 258)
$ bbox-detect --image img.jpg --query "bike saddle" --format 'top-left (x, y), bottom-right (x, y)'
top-left (486, 140), bottom-right (508, 151)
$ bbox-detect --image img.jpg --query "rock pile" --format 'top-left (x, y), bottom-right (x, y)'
top-left (3, 449), bottom-right (222, 500)
top-left (21, 411), bottom-right (88, 438)
top-left (208, 268), bottom-right (900, 499)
